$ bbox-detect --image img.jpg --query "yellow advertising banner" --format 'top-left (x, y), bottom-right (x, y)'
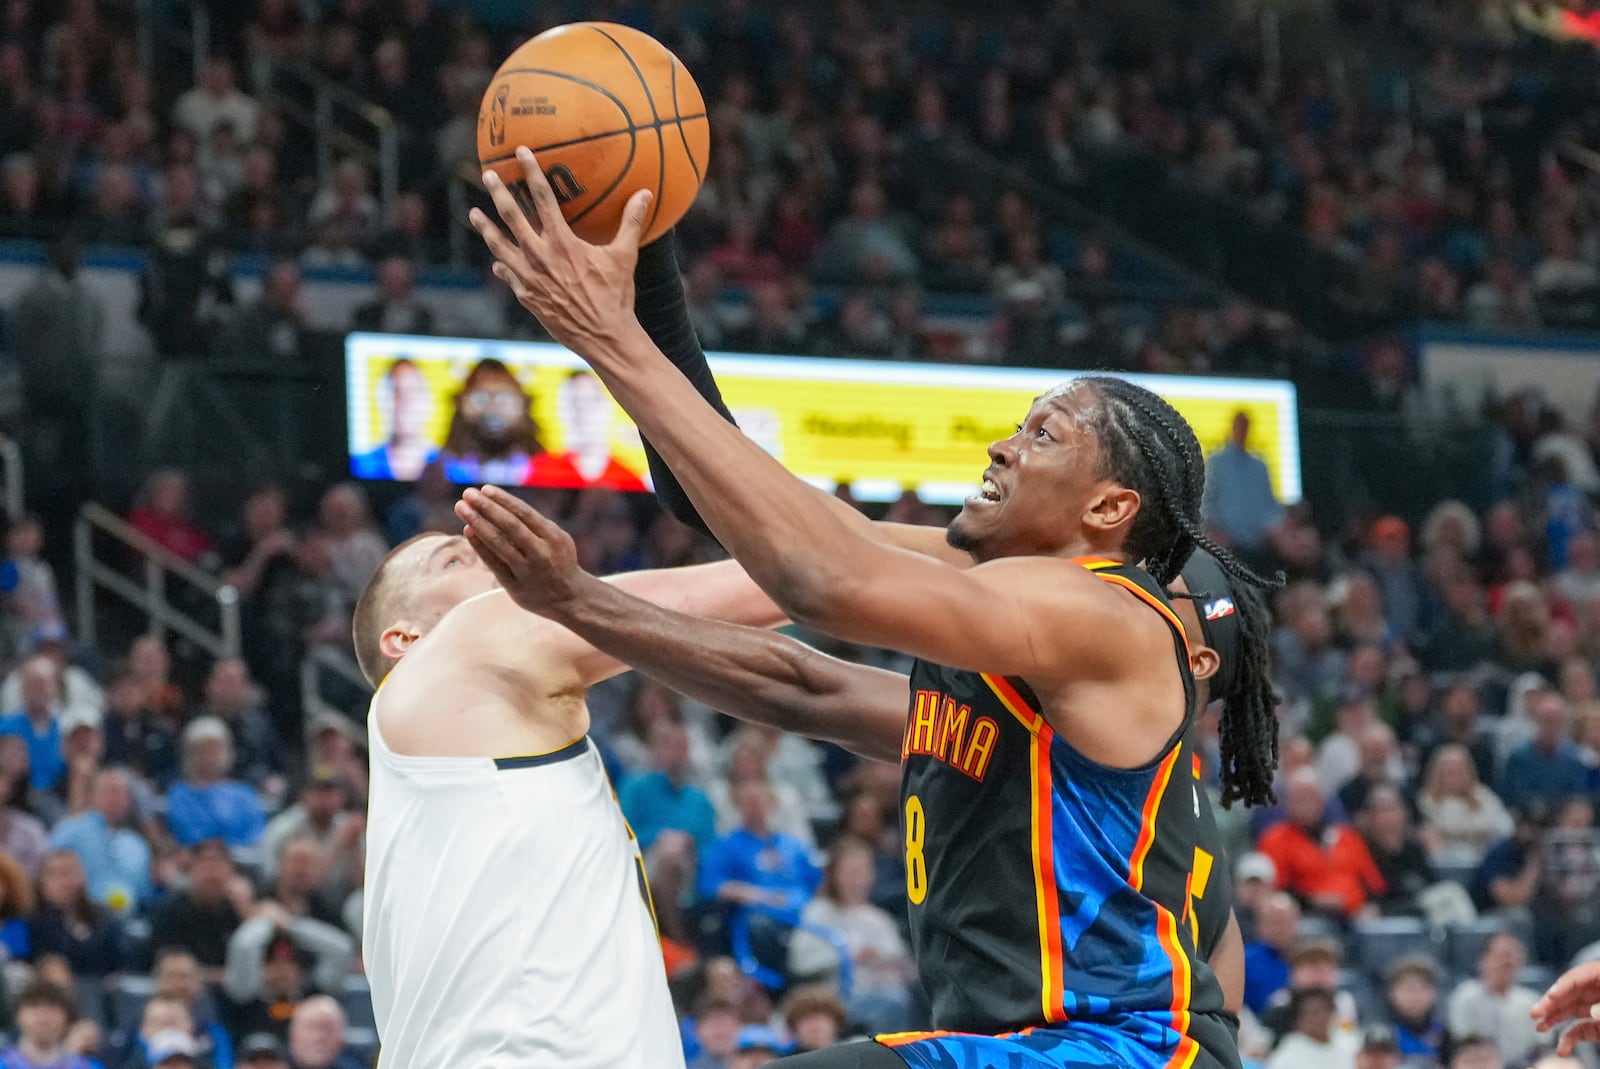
top-left (346, 334), bottom-right (1300, 505)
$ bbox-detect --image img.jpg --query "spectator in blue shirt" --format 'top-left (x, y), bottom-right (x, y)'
top-left (0, 979), bottom-right (95, 1069)
top-left (619, 718), bottom-right (716, 944)
top-left (0, 657), bottom-right (66, 792)
top-left (698, 776), bottom-right (820, 927)
top-left (1500, 689), bottom-right (1588, 813)
top-left (49, 767), bottom-right (152, 914)
top-left (165, 717), bottom-right (265, 850)
top-left (1242, 891), bottom-right (1299, 1016)
top-left (1201, 411), bottom-right (1284, 554)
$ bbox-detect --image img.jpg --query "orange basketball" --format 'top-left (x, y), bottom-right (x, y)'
top-left (477, 22), bottom-right (709, 247)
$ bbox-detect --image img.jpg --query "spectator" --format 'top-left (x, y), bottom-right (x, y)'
top-left (259, 839), bottom-right (342, 929)
top-left (148, 839), bottom-right (245, 979)
top-left (1262, 938), bottom-right (1361, 1043)
top-left (1418, 744), bottom-right (1514, 865)
top-left (48, 768), bottom-right (149, 914)
top-left (780, 986), bottom-right (847, 1055)
top-left (1383, 957), bottom-right (1446, 1063)
top-left (1422, 576), bottom-right (1500, 673)
top-left (813, 179), bottom-right (918, 283)
top-left (710, 729), bottom-right (815, 849)
top-left (1359, 785), bottom-right (1436, 917)
top-left (26, 849), bottom-right (126, 979)
top-left (1, 626), bottom-right (103, 720)
top-left (124, 637), bottom-right (182, 722)
top-left (129, 470), bottom-right (216, 566)
top-left (1361, 517), bottom-right (1425, 642)
top-left (1315, 690), bottom-right (1382, 796)
top-left (285, 996), bottom-right (362, 1069)
top-left (686, 998), bottom-right (740, 1069)
top-left (165, 719), bottom-right (265, 851)
top-left (1499, 690), bottom-right (1588, 812)
top-left (260, 772), bottom-right (359, 901)
top-left (1, 980), bottom-right (93, 1069)
top-left (730, 1026), bottom-right (790, 1069)
top-left (0, 516), bottom-right (62, 659)
top-left (1355, 1027), bottom-right (1402, 1069)
top-left (1417, 686), bottom-right (1499, 786)
top-left (224, 915), bottom-right (351, 1037)
top-left (1202, 411), bottom-right (1285, 556)
top-left (219, 262), bottom-right (307, 363)
top-left (0, 852), bottom-right (31, 960)
top-left (697, 776), bottom-right (820, 928)
top-left (0, 656), bottom-right (66, 791)
top-left (315, 485), bottom-right (386, 608)
top-left (150, 948), bottom-right (233, 1069)
top-left (1445, 932), bottom-right (1542, 1064)
top-left (618, 719), bottom-right (713, 944)
top-left (1465, 257), bottom-right (1539, 330)
top-left (350, 256), bottom-right (433, 336)
top-left (788, 837), bottom-right (915, 1033)
top-left (1266, 987), bottom-right (1354, 1069)
top-left (1447, 1036), bottom-right (1505, 1069)
top-left (1337, 723), bottom-right (1406, 816)
top-left (1233, 852), bottom-right (1278, 939)
top-left (173, 58), bottom-right (258, 149)
top-left (1244, 892), bottom-right (1300, 1016)
top-left (193, 661), bottom-right (277, 792)
top-left (236, 1035), bottom-right (284, 1069)
top-left (0, 765), bottom-right (48, 880)
top-left (100, 671), bottom-right (179, 789)
top-left (218, 486), bottom-right (297, 604)
top-left (1258, 768), bottom-right (1386, 918)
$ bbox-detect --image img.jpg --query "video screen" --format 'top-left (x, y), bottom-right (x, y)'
top-left (345, 333), bottom-right (1302, 505)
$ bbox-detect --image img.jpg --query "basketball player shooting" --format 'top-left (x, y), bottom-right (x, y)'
top-left (351, 521), bottom-right (786, 1068)
top-left (470, 151), bottom-right (1280, 1069)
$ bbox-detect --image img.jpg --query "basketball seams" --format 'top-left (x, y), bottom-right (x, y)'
top-left (588, 24), bottom-right (667, 236)
top-left (669, 58), bottom-right (703, 186)
top-left (478, 112), bottom-right (707, 168)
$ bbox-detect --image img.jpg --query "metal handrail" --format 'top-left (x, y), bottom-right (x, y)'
top-left (0, 434), bottom-right (22, 520)
top-left (301, 645), bottom-right (373, 730)
top-left (73, 503), bottom-right (240, 659)
top-left (258, 56), bottom-right (400, 217)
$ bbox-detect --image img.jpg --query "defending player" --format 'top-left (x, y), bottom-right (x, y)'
top-left (351, 509), bottom-right (785, 1066)
top-left (468, 148), bottom-right (1280, 1069)
top-left (458, 488), bottom-right (1257, 1019)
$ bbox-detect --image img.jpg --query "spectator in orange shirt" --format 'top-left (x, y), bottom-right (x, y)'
top-left (1259, 766), bottom-right (1387, 917)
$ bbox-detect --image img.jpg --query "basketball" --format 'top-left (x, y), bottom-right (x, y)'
top-left (477, 22), bottom-right (709, 247)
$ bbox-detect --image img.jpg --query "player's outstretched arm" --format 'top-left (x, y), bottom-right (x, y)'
top-left (459, 486), bottom-right (909, 762)
top-left (470, 154), bottom-right (1075, 672)
top-left (1534, 961), bottom-right (1600, 1054)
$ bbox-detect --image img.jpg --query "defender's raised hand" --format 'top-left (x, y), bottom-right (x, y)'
top-left (456, 485), bottom-right (588, 614)
top-left (1533, 961), bottom-right (1600, 1054)
top-left (468, 146), bottom-right (653, 353)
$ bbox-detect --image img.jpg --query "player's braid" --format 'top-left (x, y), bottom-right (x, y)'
top-left (1082, 375), bottom-right (1285, 807)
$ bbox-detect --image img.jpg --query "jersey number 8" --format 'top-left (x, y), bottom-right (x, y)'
top-left (905, 795), bottom-right (928, 905)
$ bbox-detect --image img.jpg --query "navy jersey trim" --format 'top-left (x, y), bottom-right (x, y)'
top-left (493, 737), bottom-right (588, 770)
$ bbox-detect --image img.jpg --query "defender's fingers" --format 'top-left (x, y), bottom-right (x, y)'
top-left (464, 526), bottom-right (521, 588)
top-left (467, 487), bottom-right (559, 565)
top-left (469, 208), bottom-right (527, 271)
top-left (481, 486), bottom-right (565, 542)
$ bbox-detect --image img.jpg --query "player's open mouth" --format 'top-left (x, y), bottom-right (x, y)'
top-left (975, 477), bottom-right (1002, 502)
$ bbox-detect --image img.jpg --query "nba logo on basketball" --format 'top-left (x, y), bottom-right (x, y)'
top-left (489, 84), bottom-right (509, 147)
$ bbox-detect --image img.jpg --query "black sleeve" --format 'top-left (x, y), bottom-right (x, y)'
top-left (632, 232), bottom-right (735, 540)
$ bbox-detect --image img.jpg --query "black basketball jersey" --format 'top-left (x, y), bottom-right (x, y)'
top-left (897, 558), bottom-right (1239, 1069)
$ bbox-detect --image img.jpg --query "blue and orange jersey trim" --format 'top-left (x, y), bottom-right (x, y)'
top-left (981, 673), bottom-right (1068, 1026)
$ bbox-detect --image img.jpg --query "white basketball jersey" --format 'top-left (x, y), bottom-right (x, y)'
top-left (363, 708), bottom-right (685, 1069)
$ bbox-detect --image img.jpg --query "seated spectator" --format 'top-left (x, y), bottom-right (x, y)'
top-left (224, 894), bottom-right (353, 1007)
top-left (0, 852), bottom-right (31, 960)
top-left (1244, 892), bottom-right (1301, 1016)
top-left (301, 717), bottom-right (366, 810)
top-left (315, 485), bottom-right (387, 608)
top-left (709, 730), bottom-right (815, 849)
top-left (0, 656), bottom-right (67, 792)
top-left (619, 719), bottom-right (715, 944)
top-left (260, 772), bottom-right (359, 901)
top-left (0, 734), bottom-right (62, 831)
top-left (1359, 785), bottom-right (1436, 916)
top-left (173, 58), bottom-right (258, 147)
top-left (0, 517), bottom-right (62, 659)
top-left (1445, 932), bottom-right (1541, 1064)
top-left (285, 996), bottom-right (363, 1069)
top-left (262, 839), bottom-right (342, 929)
top-left (150, 949), bottom-right (232, 1069)
top-left (123, 995), bottom-right (216, 1069)
top-left (685, 998), bottom-right (740, 1069)
top-left (1, 980), bottom-right (94, 1069)
top-left (53, 709), bottom-right (103, 818)
top-left (1446, 1035), bottom-right (1505, 1069)
top-left (128, 469), bottom-right (215, 565)
top-left (193, 661), bottom-right (277, 792)
top-left (351, 256), bottom-right (433, 336)
top-left (100, 671), bottom-right (179, 790)
top-left (235, 1035), bottom-right (284, 1069)
top-left (697, 776), bottom-right (819, 929)
top-left (1258, 768), bottom-right (1386, 917)
top-left (26, 850), bottom-right (126, 978)
top-left (0, 626), bottom-right (103, 721)
top-left (49, 768), bottom-right (152, 914)
top-left (165, 719), bottom-right (265, 850)
top-left (1419, 744), bottom-right (1514, 864)
top-left (223, 925), bottom-right (330, 1043)
top-left (1266, 987), bottom-right (1355, 1069)
top-left (1336, 722), bottom-right (1406, 817)
top-left (1355, 1027), bottom-right (1402, 1069)
top-left (788, 837), bottom-right (915, 1034)
top-left (149, 840), bottom-right (245, 980)
top-left (125, 637), bottom-right (183, 721)
top-left (1384, 957), bottom-right (1446, 1063)
top-left (1499, 689), bottom-right (1588, 812)
top-left (780, 986), bottom-right (847, 1055)
top-left (1233, 852), bottom-right (1277, 940)
top-left (1262, 938), bottom-right (1361, 1044)
top-left (1315, 688), bottom-right (1382, 795)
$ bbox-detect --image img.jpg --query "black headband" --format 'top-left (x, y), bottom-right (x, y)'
top-left (1179, 550), bottom-right (1246, 703)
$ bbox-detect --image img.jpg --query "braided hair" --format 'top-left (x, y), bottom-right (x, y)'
top-left (1078, 376), bottom-right (1283, 807)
